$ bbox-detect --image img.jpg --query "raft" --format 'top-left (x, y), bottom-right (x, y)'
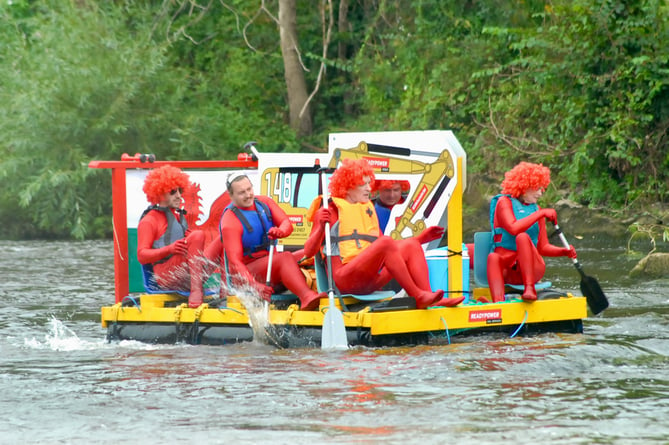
top-left (92, 131), bottom-right (588, 348)
top-left (102, 293), bottom-right (585, 347)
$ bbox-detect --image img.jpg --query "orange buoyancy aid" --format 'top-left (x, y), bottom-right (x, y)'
top-left (330, 197), bottom-right (380, 264)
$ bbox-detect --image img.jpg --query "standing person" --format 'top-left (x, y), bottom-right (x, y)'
top-left (487, 162), bottom-right (577, 302)
top-left (304, 159), bottom-right (464, 309)
top-left (219, 173), bottom-right (324, 311)
top-left (137, 165), bottom-right (207, 308)
top-left (373, 179), bottom-right (410, 232)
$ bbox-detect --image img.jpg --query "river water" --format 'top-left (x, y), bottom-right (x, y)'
top-left (0, 238), bottom-right (667, 444)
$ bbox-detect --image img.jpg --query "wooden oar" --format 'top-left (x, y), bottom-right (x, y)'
top-left (554, 224), bottom-right (609, 315)
top-left (320, 170), bottom-right (348, 350)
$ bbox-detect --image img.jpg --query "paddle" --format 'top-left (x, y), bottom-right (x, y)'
top-left (319, 169), bottom-right (348, 350)
top-left (554, 224), bottom-right (609, 315)
top-left (264, 238), bottom-right (276, 314)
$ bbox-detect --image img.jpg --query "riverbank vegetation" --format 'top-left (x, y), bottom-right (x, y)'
top-left (1, 0), bottom-right (667, 239)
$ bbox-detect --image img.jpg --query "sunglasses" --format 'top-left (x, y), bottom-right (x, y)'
top-left (169, 188), bottom-right (183, 195)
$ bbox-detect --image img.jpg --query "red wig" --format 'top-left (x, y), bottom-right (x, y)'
top-left (372, 179), bottom-right (410, 193)
top-left (329, 158), bottom-right (375, 199)
top-left (500, 162), bottom-right (551, 198)
top-left (143, 165), bottom-right (191, 205)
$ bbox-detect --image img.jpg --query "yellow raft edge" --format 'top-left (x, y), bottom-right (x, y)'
top-left (101, 292), bottom-right (587, 337)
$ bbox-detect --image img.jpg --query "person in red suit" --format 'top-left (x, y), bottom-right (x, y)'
top-left (487, 162), bottom-right (577, 302)
top-left (137, 165), bottom-right (207, 308)
top-left (304, 159), bottom-right (464, 309)
top-left (219, 173), bottom-right (324, 310)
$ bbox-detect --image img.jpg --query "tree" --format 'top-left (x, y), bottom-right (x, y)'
top-left (279, 0), bottom-right (312, 136)
top-left (1, 0), bottom-right (668, 239)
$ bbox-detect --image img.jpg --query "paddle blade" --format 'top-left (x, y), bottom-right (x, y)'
top-left (321, 306), bottom-right (348, 350)
top-left (554, 225), bottom-right (609, 315)
top-left (580, 274), bottom-right (609, 315)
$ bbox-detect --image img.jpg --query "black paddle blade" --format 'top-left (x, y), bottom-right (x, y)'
top-left (579, 274), bottom-right (609, 315)
top-left (554, 225), bottom-right (609, 315)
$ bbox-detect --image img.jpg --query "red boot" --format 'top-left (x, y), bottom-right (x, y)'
top-left (521, 284), bottom-right (537, 301)
top-left (414, 289), bottom-right (444, 309)
top-left (432, 296), bottom-right (465, 307)
top-left (188, 289), bottom-right (204, 308)
top-left (300, 291), bottom-right (326, 311)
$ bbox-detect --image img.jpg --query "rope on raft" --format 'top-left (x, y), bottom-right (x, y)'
top-left (428, 317), bottom-right (452, 345)
top-left (510, 310), bottom-right (529, 338)
top-left (440, 316), bottom-right (451, 345)
top-left (120, 296), bottom-right (141, 312)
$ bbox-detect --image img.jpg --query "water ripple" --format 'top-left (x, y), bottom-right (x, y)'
top-left (1, 240), bottom-right (668, 444)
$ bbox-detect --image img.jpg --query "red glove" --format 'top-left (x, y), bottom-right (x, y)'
top-left (542, 208), bottom-right (558, 225)
top-left (416, 226), bottom-right (445, 244)
top-left (313, 208), bottom-right (335, 227)
top-left (268, 227), bottom-right (288, 239)
top-left (170, 239), bottom-right (188, 256)
top-left (565, 245), bottom-right (577, 259)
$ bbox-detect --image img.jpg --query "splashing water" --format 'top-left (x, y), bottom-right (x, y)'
top-left (195, 254), bottom-right (278, 344)
top-left (148, 254), bottom-right (278, 345)
top-left (21, 317), bottom-right (167, 352)
top-left (23, 317), bottom-right (103, 351)
top-left (222, 275), bottom-right (274, 345)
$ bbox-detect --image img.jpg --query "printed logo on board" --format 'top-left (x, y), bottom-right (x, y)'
top-left (288, 215), bottom-right (304, 226)
top-left (409, 185), bottom-right (428, 212)
top-left (469, 309), bottom-right (502, 324)
top-left (363, 156), bottom-right (390, 171)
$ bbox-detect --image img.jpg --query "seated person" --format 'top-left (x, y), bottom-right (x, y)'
top-left (304, 159), bottom-right (464, 309)
top-left (373, 179), bottom-right (410, 232)
top-left (488, 162), bottom-right (577, 302)
top-left (219, 173), bottom-right (324, 310)
top-left (137, 165), bottom-right (207, 308)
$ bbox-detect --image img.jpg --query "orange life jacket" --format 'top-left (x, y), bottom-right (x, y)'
top-left (330, 197), bottom-right (380, 264)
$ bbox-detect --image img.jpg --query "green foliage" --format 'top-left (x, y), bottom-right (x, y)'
top-left (0, 0), bottom-right (668, 239)
top-left (470, 0), bottom-right (669, 205)
top-left (1, 1), bottom-right (172, 238)
top-left (0, 0), bottom-right (299, 239)
top-left (351, 0), bottom-right (669, 206)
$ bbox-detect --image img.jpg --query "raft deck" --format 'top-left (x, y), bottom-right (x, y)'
top-left (102, 292), bottom-right (587, 348)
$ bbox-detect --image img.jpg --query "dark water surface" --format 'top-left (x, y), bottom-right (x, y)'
top-left (0, 239), bottom-right (667, 444)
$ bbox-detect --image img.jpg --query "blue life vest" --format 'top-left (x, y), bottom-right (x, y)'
top-left (221, 199), bottom-right (274, 258)
top-left (374, 201), bottom-right (392, 232)
top-left (489, 194), bottom-right (539, 251)
top-left (139, 205), bottom-right (188, 264)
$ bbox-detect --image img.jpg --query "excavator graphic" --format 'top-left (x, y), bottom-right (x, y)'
top-left (326, 141), bottom-right (458, 241)
top-left (260, 139), bottom-right (464, 247)
top-left (259, 137), bottom-right (466, 298)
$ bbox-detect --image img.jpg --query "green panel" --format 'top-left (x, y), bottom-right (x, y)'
top-left (128, 228), bottom-right (145, 293)
top-left (127, 228), bottom-right (220, 293)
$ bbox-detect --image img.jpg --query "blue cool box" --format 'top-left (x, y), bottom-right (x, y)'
top-left (426, 244), bottom-right (470, 302)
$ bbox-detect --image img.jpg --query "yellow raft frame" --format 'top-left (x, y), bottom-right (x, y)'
top-left (101, 292), bottom-right (587, 347)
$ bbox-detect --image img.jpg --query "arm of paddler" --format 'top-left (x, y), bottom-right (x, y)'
top-left (494, 196), bottom-right (555, 236)
top-left (262, 195), bottom-right (293, 239)
top-left (136, 212), bottom-right (181, 265)
top-left (304, 204), bottom-right (337, 258)
top-left (414, 226), bottom-right (445, 244)
top-left (536, 218), bottom-right (577, 258)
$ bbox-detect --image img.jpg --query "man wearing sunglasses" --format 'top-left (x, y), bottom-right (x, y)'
top-left (137, 165), bottom-right (207, 308)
